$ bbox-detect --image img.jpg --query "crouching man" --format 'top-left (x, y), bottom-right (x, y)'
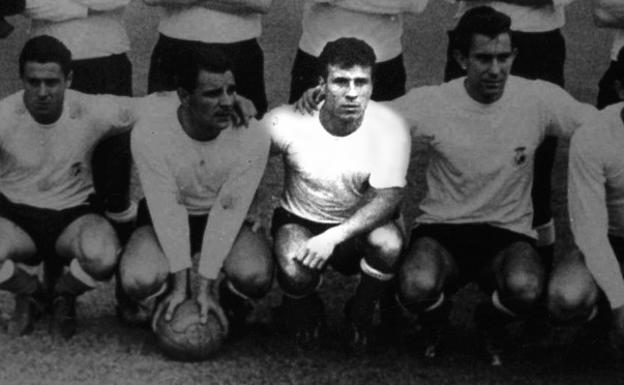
top-left (118, 47), bottom-right (273, 338)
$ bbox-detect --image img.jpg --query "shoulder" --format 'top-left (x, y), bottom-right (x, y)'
top-left (570, 108), bottom-right (614, 161)
top-left (0, 91), bottom-right (25, 118)
top-left (364, 101), bottom-right (411, 142)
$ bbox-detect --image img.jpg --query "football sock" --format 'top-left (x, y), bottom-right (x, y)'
top-left (54, 259), bottom-right (96, 297)
top-left (348, 258), bottom-right (394, 327)
top-left (0, 260), bottom-right (40, 294)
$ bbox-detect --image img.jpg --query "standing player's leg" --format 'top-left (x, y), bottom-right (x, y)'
top-left (478, 241), bottom-right (545, 366)
top-left (397, 232), bottom-right (458, 359)
top-left (274, 221), bottom-right (326, 347)
top-left (0, 217), bottom-right (44, 336)
top-left (341, 221), bottom-right (403, 352)
top-left (117, 225), bottom-right (170, 327)
top-left (289, 49), bottom-right (321, 104)
top-left (147, 35), bottom-right (186, 94)
top-left (52, 214), bottom-right (121, 338)
top-left (224, 39), bottom-right (268, 117)
top-left (220, 224), bottom-right (273, 334)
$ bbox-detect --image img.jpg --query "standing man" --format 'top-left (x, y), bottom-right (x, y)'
top-left (270, 37), bottom-right (411, 352)
top-left (289, 0), bottom-right (429, 103)
top-left (0, 36), bottom-right (135, 339)
top-left (119, 47), bottom-right (273, 338)
top-left (445, 0), bottom-right (575, 265)
top-left (593, 0), bottom-right (624, 109)
top-left (25, 0), bottom-right (136, 242)
top-left (144, 0), bottom-right (272, 116)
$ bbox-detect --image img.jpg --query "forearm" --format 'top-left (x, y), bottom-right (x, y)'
top-left (25, 0), bottom-right (88, 22)
top-left (593, 0), bottom-right (624, 28)
top-left (329, 187), bottom-right (403, 243)
top-left (71, 0), bottom-right (130, 11)
top-left (197, 0), bottom-right (272, 14)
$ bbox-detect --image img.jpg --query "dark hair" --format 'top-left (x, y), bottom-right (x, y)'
top-left (450, 6), bottom-right (512, 56)
top-left (175, 47), bottom-right (233, 93)
top-left (614, 47), bottom-right (624, 84)
top-left (19, 35), bottom-right (72, 78)
top-left (317, 37), bottom-right (376, 80)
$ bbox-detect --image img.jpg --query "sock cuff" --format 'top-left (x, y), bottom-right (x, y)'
top-left (225, 279), bottom-right (251, 301)
top-left (0, 260), bottom-right (14, 283)
top-left (105, 201), bottom-right (138, 223)
top-left (360, 259), bottom-right (394, 281)
top-left (492, 290), bottom-right (518, 317)
top-left (423, 292), bottom-right (445, 312)
top-left (70, 259), bottom-right (97, 289)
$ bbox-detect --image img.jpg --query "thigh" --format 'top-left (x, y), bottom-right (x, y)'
top-left (0, 216), bottom-right (37, 264)
top-left (147, 34), bottom-right (184, 94)
top-left (225, 39), bottom-right (268, 116)
top-left (511, 30), bottom-right (565, 86)
top-left (55, 213), bottom-right (118, 262)
top-left (222, 224), bottom-right (273, 280)
top-left (288, 49), bottom-right (321, 104)
top-left (372, 55), bottom-right (406, 101)
top-left (444, 30), bottom-right (465, 82)
top-left (598, 61), bottom-right (620, 109)
top-left (102, 54), bottom-right (133, 97)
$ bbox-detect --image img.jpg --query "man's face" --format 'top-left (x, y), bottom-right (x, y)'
top-left (186, 69), bottom-right (236, 135)
top-left (321, 64), bottom-right (373, 123)
top-left (22, 61), bottom-right (70, 125)
top-left (457, 33), bottom-right (516, 104)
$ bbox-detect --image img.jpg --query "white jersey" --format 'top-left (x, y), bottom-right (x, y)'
top-left (132, 93), bottom-right (270, 275)
top-left (455, 0), bottom-right (574, 32)
top-left (156, 5), bottom-right (262, 44)
top-left (569, 103), bottom-right (624, 309)
top-left (27, 0), bottom-right (130, 60)
top-left (267, 102), bottom-right (411, 224)
top-left (389, 76), bottom-right (597, 237)
top-left (0, 90), bottom-right (134, 210)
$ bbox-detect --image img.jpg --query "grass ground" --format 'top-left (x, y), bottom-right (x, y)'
top-left (0, 1), bottom-right (622, 384)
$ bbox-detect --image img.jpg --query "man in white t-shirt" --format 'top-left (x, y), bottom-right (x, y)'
top-left (0, 36), bottom-right (135, 339)
top-left (391, 7), bottom-right (597, 366)
top-left (144, 0), bottom-right (272, 116)
top-left (288, 0), bottom-right (429, 103)
top-left (445, 0), bottom-right (575, 271)
top-left (593, 0), bottom-right (624, 108)
top-left (567, 51), bottom-right (624, 358)
top-left (120, 48), bottom-right (273, 342)
top-left (270, 37), bottom-right (411, 352)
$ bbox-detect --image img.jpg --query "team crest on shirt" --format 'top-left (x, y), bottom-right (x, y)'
top-left (513, 146), bottom-right (527, 168)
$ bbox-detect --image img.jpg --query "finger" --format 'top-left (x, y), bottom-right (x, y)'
top-left (198, 300), bottom-right (208, 324)
top-left (251, 219), bottom-right (262, 233)
top-left (210, 302), bottom-right (229, 334)
top-left (151, 300), bottom-right (166, 331)
top-left (165, 298), bottom-right (182, 321)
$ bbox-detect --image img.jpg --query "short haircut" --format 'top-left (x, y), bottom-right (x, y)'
top-left (450, 6), bottom-right (512, 56)
top-left (317, 37), bottom-right (376, 80)
top-left (19, 35), bottom-right (72, 78)
top-left (175, 47), bottom-right (233, 93)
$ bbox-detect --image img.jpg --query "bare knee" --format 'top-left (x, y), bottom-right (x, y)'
top-left (227, 258), bottom-right (273, 299)
top-left (119, 227), bottom-right (169, 299)
top-left (276, 254), bottom-right (318, 297)
top-left (547, 282), bottom-right (598, 322)
top-left (367, 225), bottom-right (403, 268)
top-left (77, 220), bottom-right (120, 280)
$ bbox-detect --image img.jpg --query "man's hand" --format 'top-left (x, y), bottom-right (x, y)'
top-left (152, 270), bottom-right (188, 329)
top-left (232, 94), bottom-right (257, 127)
top-left (244, 210), bottom-right (263, 233)
top-left (196, 277), bottom-right (229, 328)
top-left (294, 85), bottom-right (324, 115)
top-left (294, 227), bottom-right (345, 270)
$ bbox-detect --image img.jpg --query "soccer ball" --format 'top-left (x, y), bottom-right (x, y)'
top-left (154, 299), bottom-right (228, 361)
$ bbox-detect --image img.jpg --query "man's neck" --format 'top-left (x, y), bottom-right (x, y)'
top-left (177, 105), bottom-right (222, 142)
top-left (319, 106), bottom-right (362, 137)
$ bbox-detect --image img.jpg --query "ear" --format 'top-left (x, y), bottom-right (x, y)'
top-left (177, 87), bottom-right (190, 106)
top-left (453, 49), bottom-right (467, 71)
top-left (615, 79), bottom-right (624, 102)
top-left (66, 70), bottom-right (73, 88)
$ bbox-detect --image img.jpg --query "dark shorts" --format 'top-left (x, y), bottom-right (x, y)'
top-left (69, 53), bottom-right (133, 213)
top-left (147, 34), bottom-right (268, 115)
top-left (609, 235), bottom-right (624, 261)
top-left (0, 194), bottom-right (98, 256)
top-left (270, 207), bottom-right (374, 275)
top-left (597, 60), bottom-right (623, 109)
top-left (288, 48), bottom-right (407, 103)
top-left (410, 223), bottom-right (537, 287)
top-left (137, 199), bottom-right (208, 256)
